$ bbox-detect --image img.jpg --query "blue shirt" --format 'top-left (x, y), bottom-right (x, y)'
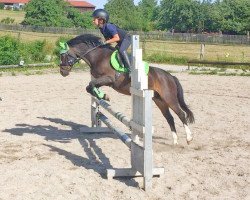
top-left (99, 23), bottom-right (127, 46)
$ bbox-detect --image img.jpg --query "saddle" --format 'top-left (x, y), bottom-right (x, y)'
top-left (110, 50), bottom-right (150, 75)
top-left (110, 50), bottom-right (130, 73)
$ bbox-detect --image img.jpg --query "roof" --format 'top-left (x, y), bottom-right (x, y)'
top-left (0, 0), bottom-right (29, 3)
top-left (67, 0), bottom-right (95, 8)
top-left (0, 0), bottom-right (95, 8)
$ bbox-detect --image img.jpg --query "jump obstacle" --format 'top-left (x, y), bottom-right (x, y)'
top-left (80, 35), bottom-right (164, 191)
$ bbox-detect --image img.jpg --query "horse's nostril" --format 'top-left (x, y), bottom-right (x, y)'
top-left (60, 68), bottom-right (69, 77)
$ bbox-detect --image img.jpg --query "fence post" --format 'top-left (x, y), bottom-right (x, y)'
top-left (200, 43), bottom-right (205, 60)
top-left (142, 37), bottom-right (146, 55)
top-left (17, 32), bottom-right (21, 41)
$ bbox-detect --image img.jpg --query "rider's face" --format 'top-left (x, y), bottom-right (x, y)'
top-left (92, 18), bottom-right (103, 27)
top-left (93, 18), bottom-right (99, 26)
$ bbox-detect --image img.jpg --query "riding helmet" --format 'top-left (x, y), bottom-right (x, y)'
top-left (92, 9), bottom-right (109, 22)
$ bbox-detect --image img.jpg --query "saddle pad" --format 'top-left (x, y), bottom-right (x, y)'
top-left (111, 50), bottom-right (149, 75)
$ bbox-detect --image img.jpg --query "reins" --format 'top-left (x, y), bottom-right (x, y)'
top-left (81, 43), bottom-right (103, 58)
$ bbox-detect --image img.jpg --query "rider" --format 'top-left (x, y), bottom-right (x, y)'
top-left (92, 9), bottom-right (132, 72)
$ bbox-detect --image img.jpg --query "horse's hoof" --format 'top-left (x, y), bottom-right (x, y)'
top-left (186, 137), bottom-right (193, 145)
top-left (173, 140), bottom-right (178, 145)
top-left (104, 94), bottom-right (110, 101)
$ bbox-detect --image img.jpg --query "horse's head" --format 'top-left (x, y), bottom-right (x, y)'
top-left (59, 42), bottom-right (79, 77)
top-left (59, 34), bottom-right (113, 77)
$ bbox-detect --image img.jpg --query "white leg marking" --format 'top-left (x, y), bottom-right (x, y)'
top-left (172, 131), bottom-right (178, 145)
top-left (184, 124), bottom-right (193, 144)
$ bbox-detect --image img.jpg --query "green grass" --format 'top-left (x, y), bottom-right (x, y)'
top-left (142, 40), bottom-right (250, 63)
top-left (189, 68), bottom-right (250, 76)
top-left (144, 53), bottom-right (189, 65)
top-left (0, 10), bottom-right (25, 24)
top-left (0, 29), bottom-right (74, 43)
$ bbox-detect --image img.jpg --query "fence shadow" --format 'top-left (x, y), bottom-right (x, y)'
top-left (3, 117), bottom-right (138, 188)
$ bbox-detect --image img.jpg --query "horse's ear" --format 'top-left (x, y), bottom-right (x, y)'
top-left (59, 42), bottom-right (69, 49)
top-left (59, 42), bottom-right (69, 54)
top-left (59, 42), bottom-right (65, 48)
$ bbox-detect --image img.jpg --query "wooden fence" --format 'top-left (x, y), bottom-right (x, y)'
top-left (1, 23), bottom-right (249, 45)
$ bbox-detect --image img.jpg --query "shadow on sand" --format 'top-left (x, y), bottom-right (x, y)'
top-left (3, 116), bottom-right (139, 188)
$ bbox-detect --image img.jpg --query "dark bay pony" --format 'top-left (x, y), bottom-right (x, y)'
top-left (59, 34), bottom-right (194, 145)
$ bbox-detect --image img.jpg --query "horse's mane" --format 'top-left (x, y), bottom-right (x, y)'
top-left (67, 34), bottom-right (114, 50)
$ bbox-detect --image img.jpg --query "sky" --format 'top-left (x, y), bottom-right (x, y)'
top-left (87, 0), bottom-right (142, 9)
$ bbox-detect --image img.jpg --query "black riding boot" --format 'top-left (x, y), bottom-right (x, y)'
top-left (121, 51), bottom-right (132, 72)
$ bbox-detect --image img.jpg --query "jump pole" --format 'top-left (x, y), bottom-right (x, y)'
top-left (80, 35), bottom-right (164, 191)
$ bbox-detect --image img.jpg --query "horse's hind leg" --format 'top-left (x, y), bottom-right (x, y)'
top-left (169, 101), bottom-right (193, 144)
top-left (154, 98), bottom-right (179, 145)
top-left (158, 89), bottom-right (193, 144)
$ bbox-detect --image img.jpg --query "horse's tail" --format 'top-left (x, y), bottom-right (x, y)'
top-left (173, 76), bottom-right (195, 124)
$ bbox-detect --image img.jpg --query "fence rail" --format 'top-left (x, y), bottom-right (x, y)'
top-left (187, 60), bottom-right (250, 68)
top-left (0, 23), bottom-right (249, 45)
top-left (0, 63), bottom-right (54, 69)
top-left (135, 31), bottom-right (250, 45)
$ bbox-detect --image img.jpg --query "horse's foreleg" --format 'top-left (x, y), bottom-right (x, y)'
top-left (86, 76), bottom-right (114, 100)
top-left (153, 97), bottom-right (178, 145)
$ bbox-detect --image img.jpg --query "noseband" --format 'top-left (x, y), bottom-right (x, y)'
top-left (61, 50), bottom-right (78, 67)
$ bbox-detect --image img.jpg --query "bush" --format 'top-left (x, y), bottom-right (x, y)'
top-left (1, 17), bottom-right (15, 24)
top-left (0, 3), bottom-right (4, 9)
top-left (0, 35), bottom-right (50, 65)
top-left (0, 36), bottom-right (20, 65)
top-left (20, 40), bottom-right (48, 63)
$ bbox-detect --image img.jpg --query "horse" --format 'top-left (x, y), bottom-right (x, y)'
top-left (59, 34), bottom-right (194, 145)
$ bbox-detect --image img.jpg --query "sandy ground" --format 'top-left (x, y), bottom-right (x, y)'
top-left (0, 70), bottom-right (249, 200)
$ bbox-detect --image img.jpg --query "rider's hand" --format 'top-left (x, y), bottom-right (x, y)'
top-left (101, 40), bottom-right (107, 45)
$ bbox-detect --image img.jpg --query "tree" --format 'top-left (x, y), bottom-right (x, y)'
top-left (219, 0), bottom-right (250, 34)
top-left (67, 9), bottom-right (94, 29)
top-left (23, 0), bottom-right (72, 27)
top-left (104, 0), bottom-right (141, 30)
top-left (23, 0), bottom-right (94, 28)
top-left (196, 0), bottom-right (223, 33)
top-left (138, 0), bottom-right (158, 31)
top-left (156, 0), bottom-right (201, 32)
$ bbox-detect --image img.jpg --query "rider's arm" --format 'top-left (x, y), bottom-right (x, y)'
top-left (106, 34), bottom-right (120, 44)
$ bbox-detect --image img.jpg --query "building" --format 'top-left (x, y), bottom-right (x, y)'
top-left (0, 0), bottom-right (95, 12)
top-left (67, 0), bottom-right (95, 12)
top-left (0, 0), bottom-right (28, 10)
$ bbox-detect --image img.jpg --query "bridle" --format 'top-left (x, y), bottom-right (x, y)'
top-left (60, 43), bottom-right (104, 71)
top-left (65, 51), bottom-right (80, 68)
